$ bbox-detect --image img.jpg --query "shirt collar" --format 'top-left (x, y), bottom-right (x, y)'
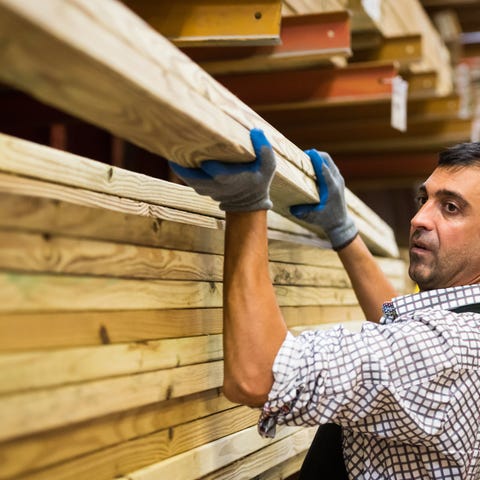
top-left (381, 284), bottom-right (480, 324)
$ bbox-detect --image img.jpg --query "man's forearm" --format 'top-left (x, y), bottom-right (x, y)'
top-left (337, 235), bottom-right (397, 322)
top-left (222, 210), bottom-right (287, 407)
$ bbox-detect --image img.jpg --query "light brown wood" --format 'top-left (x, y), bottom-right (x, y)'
top-left (257, 452), bottom-right (307, 480)
top-left (4, 406), bottom-right (259, 480)
top-left (0, 172), bottom-right (330, 254)
top-left (0, 389), bottom-right (234, 478)
top-left (0, 334), bottom-right (223, 394)
top-left (0, 230), bottom-right (349, 287)
top-left (200, 429), bottom-right (312, 479)
top-left (0, 272), bottom-right (358, 312)
top-left (0, 361), bottom-right (224, 441)
top-left (116, 426), bottom-right (314, 480)
top-left (0, 305), bottom-right (365, 351)
top-left (0, 3), bottom-right (399, 256)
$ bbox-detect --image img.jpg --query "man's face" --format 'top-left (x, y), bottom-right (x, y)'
top-left (409, 165), bottom-right (480, 291)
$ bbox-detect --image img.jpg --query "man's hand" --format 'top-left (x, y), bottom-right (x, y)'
top-left (290, 149), bottom-right (358, 250)
top-left (169, 128), bottom-right (276, 212)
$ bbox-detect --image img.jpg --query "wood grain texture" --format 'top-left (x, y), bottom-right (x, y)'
top-left (116, 426), bottom-right (313, 480)
top-left (0, 229), bottom-right (400, 290)
top-left (0, 272), bottom-right (358, 312)
top-left (0, 230), bottom-right (349, 287)
top-left (0, 389), bottom-right (234, 478)
top-left (0, 334), bottom-right (223, 394)
top-left (2, 406), bottom-right (259, 480)
top-left (199, 429), bottom-right (314, 480)
top-left (0, 2), bottom-right (398, 256)
top-left (0, 361), bottom-right (224, 441)
top-left (0, 305), bottom-right (365, 351)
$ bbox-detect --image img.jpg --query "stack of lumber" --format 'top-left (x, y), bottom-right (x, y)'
top-left (0, 0), bottom-right (407, 479)
top-left (0, 134), bottom-right (406, 480)
top-left (349, 0), bottom-right (453, 96)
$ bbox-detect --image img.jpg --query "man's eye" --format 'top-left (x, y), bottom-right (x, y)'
top-left (445, 202), bottom-right (458, 213)
top-left (416, 195), bottom-right (427, 207)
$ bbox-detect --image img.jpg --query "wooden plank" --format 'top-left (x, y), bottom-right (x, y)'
top-left (0, 334), bottom-right (223, 394)
top-left (199, 430), bottom-right (312, 480)
top-left (123, 0), bottom-right (283, 46)
top-left (0, 361), bottom-right (224, 441)
top-left (116, 426), bottom-right (313, 480)
top-left (0, 188), bottom-right (328, 260)
top-left (0, 272), bottom-right (358, 312)
top-left (0, 0), bottom-right (317, 218)
top-left (0, 134), bottom-right (397, 256)
top-left (0, 389), bottom-right (234, 478)
top-left (282, 0), bottom-right (348, 15)
top-left (3, 406), bottom-right (259, 480)
top-left (0, 305), bottom-right (365, 351)
top-left (256, 452), bottom-right (307, 480)
top-left (0, 230), bottom-right (353, 287)
top-left (0, 0), bottom-right (399, 257)
top-left (182, 11), bottom-right (351, 74)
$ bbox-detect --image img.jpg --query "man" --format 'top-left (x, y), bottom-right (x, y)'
top-left (170, 129), bottom-right (480, 479)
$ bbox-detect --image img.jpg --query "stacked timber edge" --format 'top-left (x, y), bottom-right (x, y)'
top-left (0, 1), bottom-right (406, 479)
top-left (0, 135), bottom-right (406, 480)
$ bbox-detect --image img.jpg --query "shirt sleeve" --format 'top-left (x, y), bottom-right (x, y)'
top-left (258, 311), bottom-right (464, 440)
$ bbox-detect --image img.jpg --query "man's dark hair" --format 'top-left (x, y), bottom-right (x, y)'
top-left (439, 142), bottom-right (480, 167)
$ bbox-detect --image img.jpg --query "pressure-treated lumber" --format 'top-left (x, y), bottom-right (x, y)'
top-left (0, 230), bottom-right (354, 288)
top-left (1, 406), bottom-right (258, 480)
top-left (116, 426), bottom-right (316, 480)
top-left (197, 429), bottom-right (311, 480)
top-left (123, 0), bottom-right (283, 46)
top-left (0, 389), bottom-right (234, 478)
top-left (183, 11), bottom-right (351, 74)
top-left (282, 0), bottom-right (348, 15)
top-left (0, 305), bottom-right (365, 351)
top-left (0, 361), bottom-right (224, 441)
top-left (0, 334), bottom-right (224, 394)
top-left (0, 1), bottom-right (399, 257)
top-left (0, 272), bottom-right (358, 312)
top-left (256, 452), bottom-right (307, 480)
top-left (0, 133), bottom-right (397, 256)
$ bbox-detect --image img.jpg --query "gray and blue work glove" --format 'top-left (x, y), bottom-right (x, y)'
top-left (169, 128), bottom-right (276, 212)
top-left (290, 150), bottom-right (358, 250)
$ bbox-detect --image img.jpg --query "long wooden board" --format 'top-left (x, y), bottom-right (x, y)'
top-left (0, 272), bottom-right (358, 312)
top-left (116, 426), bottom-right (314, 480)
top-left (0, 230), bottom-right (353, 287)
top-left (0, 1), bottom-right (398, 257)
top-left (0, 132), bottom-right (396, 256)
top-left (0, 361), bottom-right (224, 441)
top-left (0, 389), bottom-right (234, 478)
top-left (0, 305), bottom-right (365, 351)
top-left (2, 407), bottom-right (259, 480)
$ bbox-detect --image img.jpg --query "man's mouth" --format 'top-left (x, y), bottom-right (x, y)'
top-left (410, 238), bottom-right (432, 254)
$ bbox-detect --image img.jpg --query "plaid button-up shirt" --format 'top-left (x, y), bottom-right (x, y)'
top-left (259, 284), bottom-right (480, 479)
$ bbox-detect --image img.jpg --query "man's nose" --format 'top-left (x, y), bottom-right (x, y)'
top-left (410, 202), bottom-right (435, 231)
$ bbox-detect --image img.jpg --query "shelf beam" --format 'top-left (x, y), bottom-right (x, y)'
top-left (123, 0), bottom-right (283, 47)
top-left (182, 11), bottom-right (351, 74)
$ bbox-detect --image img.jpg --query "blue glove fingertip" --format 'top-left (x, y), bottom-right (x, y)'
top-left (250, 128), bottom-right (272, 158)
